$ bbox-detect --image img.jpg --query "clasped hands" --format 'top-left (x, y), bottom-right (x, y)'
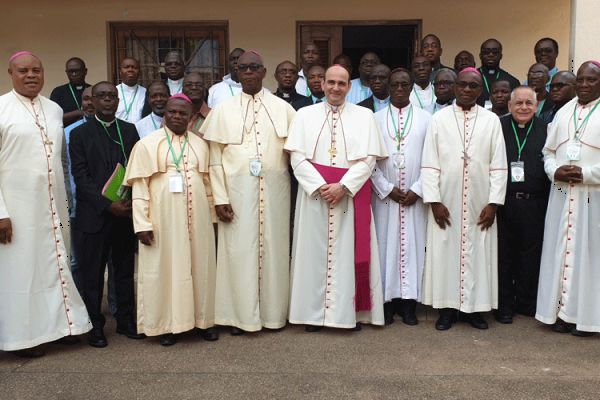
top-left (554, 165), bottom-right (583, 184)
top-left (319, 183), bottom-right (346, 206)
top-left (388, 188), bottom-right (419, 207)
top-left (431, 202), bottom-right (498, 231)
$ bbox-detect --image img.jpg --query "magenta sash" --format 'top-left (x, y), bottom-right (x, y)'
top-left (312, 162), bottom-right (372, 311)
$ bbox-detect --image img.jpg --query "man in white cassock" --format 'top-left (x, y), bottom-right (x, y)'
top-left (207, 48), bottom-right (244, 108)
top-left (536, 61), bottom-right (600, 337)
top-left (115, 57), bottom-right (146, 123)
top-left (125, 94), bottom-right (217, 346)
top-left (371, 68), bottom-right (430, 326)
top-left (0, 52), bottom-right (91, 357)
top-left (421, 67), bottom-right (507, 331)
top-left (200, 51), bottom-right (295, 335)
top-left (286, 65), bottom-right (387, 331)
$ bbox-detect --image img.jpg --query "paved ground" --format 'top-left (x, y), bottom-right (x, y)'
top-left (1, 308), bottom-right (599, 399)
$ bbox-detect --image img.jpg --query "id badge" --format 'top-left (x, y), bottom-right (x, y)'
top-left (510, 161), bottom-right (525, 182)
top-left (393, 152), bottom-right (406, 169)
top-left (484, 100), bottom-right (493, 110)
top-left (566, 140), bottom-right (581, 161)
top-left (169, 173), bottom-right (184, 193)
top-left (249, 158), bottom-right (262, 177)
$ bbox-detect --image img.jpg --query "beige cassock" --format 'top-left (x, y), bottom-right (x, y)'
top-left (536, 97), bottom-right (600, 332)
top-left (200, 89), bottom-right (295, 331)
top-left (0, 90), bottom-right (91, 351)
top-left (285, 102), bottom-right (388, 328)
top-left (124, 128), bottom-right (216, 336)
top-left (420, 104), bottom-right (507, 313)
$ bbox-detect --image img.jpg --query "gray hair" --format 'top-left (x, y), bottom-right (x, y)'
top-left (433, 68), bottom-right (457, 82)
top-left (509, 85), bottom-right (538, 104)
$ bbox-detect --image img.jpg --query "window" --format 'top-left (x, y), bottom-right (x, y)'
top-left (108, 21), bottom-right (228, 88)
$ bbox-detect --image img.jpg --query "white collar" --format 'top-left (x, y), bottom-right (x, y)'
top-left (374, 96), bottom-right (390, 104)
top-left (96, 115), bottom-right (116, 127)
top-left (12, 89), bottom-right (39, 104)
top-left (168, 78), bottom-right (183, 85)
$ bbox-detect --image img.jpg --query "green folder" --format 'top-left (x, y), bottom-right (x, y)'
top-left (102, 163), bottom-right (131, 201)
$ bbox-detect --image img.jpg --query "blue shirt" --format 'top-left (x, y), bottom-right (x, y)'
top-left (64, 117), bottom-right (87, 218)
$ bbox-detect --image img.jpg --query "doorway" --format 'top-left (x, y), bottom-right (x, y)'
top-left (297, 20), bottom-right (421, 79)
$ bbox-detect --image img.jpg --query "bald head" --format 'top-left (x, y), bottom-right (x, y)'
top-left (549, 71), bottom-right (576, 105)
top-left (324, 65), bottom-right (351, 106)
top-left (238, 51), bottom-right (264, 67)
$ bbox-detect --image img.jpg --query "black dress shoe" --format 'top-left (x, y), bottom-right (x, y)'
top-left (53, 336), bottom-right (81, 345)
top-left (399, 299), bottom-right (418, 326)
top-left (116, 323), bottom-right (146, 340)
top-left (551, 318), bottom-right (573, 334)
top-left (230, 327), bottom-right (245, 336)
top-left (88, 328), bottom-right (108, 348)
top-left (10, 347), bottom-right (45, 358)
top-left (571, 327), bottom-right (595, 337)
top-left (200, 327), bottom-right (219, 341)
top-left (160, 334), bottom-right (177, 346)
top-left (349, 323), bottom-right (362, 331)
top-left (468, 312), bottom-right (489, 330)
top-left (435, 309), bottom-right (455, 331)
top-left (384, 302), bottom-right (395, 325)
top-left (305, 325), bottom-right (322, 332)
top-left (494, 310), bottom-right (513, 324)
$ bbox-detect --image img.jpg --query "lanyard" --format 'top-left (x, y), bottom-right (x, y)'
top-left (228, 84), bottom-right (234, 96)
top-left (100, 119), bottom-right (128, 166)
top-left (389, 104), bottom-right (413, 150)
top-left (194, 116), bottom-right (205, 131)
top-left (119, 84), bottom-right (139, 119)
top-left (306, 83), bottom-right (311, 97)
top-left (151, 114), bottom-right (160, 129)
top-left (536, 99), bottom-right (546, 117)
top-left (510, 119), bottom-right (534, 161)
top-left (479, 68), bottom-right (500, 95)
top-left (412, 85), bottom-right (433, 108)
top-left (572, 99), bottom-right (600, 139)
top-left (68, 84), bottom-right (82, 111)
top-left (164, 127), bottom-right (189, 173)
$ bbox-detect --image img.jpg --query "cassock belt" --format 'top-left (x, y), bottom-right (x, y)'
top-left (311, 162), bottom-right (372, 312)
top-left (509, 192), bottom-right (545, 200)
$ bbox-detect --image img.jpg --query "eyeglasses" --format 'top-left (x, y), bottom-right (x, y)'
top-left (238, 63), bottom-right (263, 72)
top-left (93, 92), bottom-right (118, 99)
top-left (528, 71), bottom-right (547, 77)
top-left (433, 80), bottom-right (455, 87)
top-left (549, 82), bottom-right (574, 90)
top-left (390, 82), bottom-right (411, 89)
top-left (481, 48), bottom-right (501, 55)
top-left (456, 81), bottom-right (482, 89)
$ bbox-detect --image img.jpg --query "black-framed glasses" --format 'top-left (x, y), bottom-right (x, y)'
top-left (93, 92), bottom-right (118, 99)
top-left (390, 82), bottom-right (411, 89)
top-left (238, 63), bottom-right (263, 72)
top-left (433, 80), bottom-right (455, 87)
top-left (549, 82), bottom-right (574, 90)
top-left (456, 81), bottom-right (482, 89)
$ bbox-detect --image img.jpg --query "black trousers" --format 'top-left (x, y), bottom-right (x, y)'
top-left (497, 194), bottom-right (548, 315)
top-left (74, 216), bottom-right (136, 329)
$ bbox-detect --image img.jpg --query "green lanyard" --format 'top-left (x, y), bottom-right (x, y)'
top-left (389, 104), bottom-right (413, 150)
top-left (306, 84), bottom-right (311, 97)
top-left (68, 84), bottom-right (82, 111)
top-left (572, 99), bottom-right (600, 138)
top-left (536, 99), bottom-right (546, 116)
top-left (228, 84), bottom-right (234, 96)
top-left (412, 85), bottom-right (433, 108)
top-left (479, 68), bottom-right (500, 95)
top-left (151, 114), bottom-right (160, 129)
top-left (164, 127), bottom-right (188, 173)
top-left (194, 116), bottom-right (204, 131)
top-left (510, 119), bottom-right (534, 161)
top-left (100, 119), bottom-right (128, 166)
top-left (119, 84), bottom-right (139, 119)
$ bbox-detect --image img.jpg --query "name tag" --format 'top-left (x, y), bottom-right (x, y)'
top-left (510, 161), bottom-right (525, 182)
top-left (249, 158), bottom-right (262, 177)
top-left (566, 141), bottom-right (581, 161)
top-left (484, 100), bottom-right (493, 110)
top-left (169, 173), bottom-right (184, 193)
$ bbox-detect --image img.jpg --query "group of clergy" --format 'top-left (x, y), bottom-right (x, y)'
top-left (2, 34), bottom-right (600, 358)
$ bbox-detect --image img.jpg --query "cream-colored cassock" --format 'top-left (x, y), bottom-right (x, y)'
top-left (536, 97), bottom-right (600, 332)
top-left (371, 104), bottom-right (430, 303)
top-left (421, 104), bottom-right (507, 312)
top-left (201, 89), bottom-right (295, 331)
top-left (0, 90), bottom-right (91, 351)
top-left (124, 128), bottom-right (216, 336)
top-left (286, 102), bottom-right (388, 328)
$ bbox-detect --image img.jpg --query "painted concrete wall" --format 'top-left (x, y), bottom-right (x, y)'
top-left (1, 0), bottom-right (570, 95)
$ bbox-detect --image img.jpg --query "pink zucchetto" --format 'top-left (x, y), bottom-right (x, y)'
top-left (169, 93), bottom-right (192, 104)
top-left (9, 51), bottom-right (38, 63)
top-left (459, 67), bottom-right (481, 76)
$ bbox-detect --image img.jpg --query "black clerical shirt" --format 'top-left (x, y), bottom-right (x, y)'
top-left (477, 67), bottom-right (520, 106)
top-left (274, 89), bottom-right (312, 111)
top-left (500, 114), bottom-right (550, 196)
top-left (50, 82), bottom-right (91, 113)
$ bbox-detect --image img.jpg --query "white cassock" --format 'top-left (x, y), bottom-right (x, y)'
top-left (536, 97), bottom-right (600, 332)
top-left (135, 112), bottom-right (164, 139)
top-left (346, 78), bottom-right (372, 105)
top-left (371, 104), bottom-right (430, 302)
top-left (207, 74), bottom-right (242, 108)
top-left (410, 84), bottom-right (436, 114)
top-left (0, 90), bottom-right (91, 351)
top-left (116, 83), bottom-right (146, 123)
top-left (201, 89), bottom-right (295, 331)
top-left (286, 102), bottom-right (388, 328)
top-left (421, 104), bottom-right (507, 312)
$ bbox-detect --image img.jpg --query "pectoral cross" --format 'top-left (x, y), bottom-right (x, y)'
top-left (36, 123), bottom-right (53, 146)
top-left (461, 151), bottom-right (469, 167)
